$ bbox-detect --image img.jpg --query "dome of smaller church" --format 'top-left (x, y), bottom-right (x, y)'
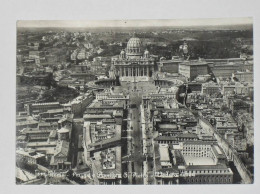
top-left (144, 49), bottom-right (150, 58)
top-left (120, 50), bottom-right (125, 55)
top-left (120, 49), bottom-right (126, 59)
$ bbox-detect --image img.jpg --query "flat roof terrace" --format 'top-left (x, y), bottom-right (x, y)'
top-left (183, 156), bottom-right (215, 166)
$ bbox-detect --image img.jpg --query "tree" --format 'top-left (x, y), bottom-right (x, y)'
top-left (221, 105), bottom-right (230, 113)
top-left (66, 169), bottom-right (74, 179)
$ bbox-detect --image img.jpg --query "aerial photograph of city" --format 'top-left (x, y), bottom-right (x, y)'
top-left (16, 18), bottom-right (254, 185)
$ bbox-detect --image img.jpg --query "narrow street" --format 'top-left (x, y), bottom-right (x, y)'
top-left (70, 118), bottom-right (84, 168)
top-left (130, 107), bottom-right (143, 184)
top-left (125, 90), bottom-right (144, 184)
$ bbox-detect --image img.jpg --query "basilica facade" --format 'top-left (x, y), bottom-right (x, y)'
top-left (110, 35), bottom-right (155, 82)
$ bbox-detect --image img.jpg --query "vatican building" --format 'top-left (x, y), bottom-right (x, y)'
top-left (110, 35), bottom-right (156, 82)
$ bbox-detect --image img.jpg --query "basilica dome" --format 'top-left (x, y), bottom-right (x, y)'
top-left (127, 37), bottom-right (142, 49)
top-left (126, 36), bottom-right (142, 57)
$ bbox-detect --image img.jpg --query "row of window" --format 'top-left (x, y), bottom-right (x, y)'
top-left (186, 177), bottom-right (232, 183)
top-left (126, 48), bottom-right (141, 52)
top-left (183, 147), bottom-right (211, 150)
top-left (186, 169), bottom-right (229, 174)
top-left (28, 134), bottom-right (50, 138)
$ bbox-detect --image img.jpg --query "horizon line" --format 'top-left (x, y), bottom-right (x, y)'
top-left (17, 18), bottom-right (253, 28)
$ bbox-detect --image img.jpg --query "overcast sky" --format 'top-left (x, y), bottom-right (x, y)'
top-left (17, 17), bottom-right (252, 28)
